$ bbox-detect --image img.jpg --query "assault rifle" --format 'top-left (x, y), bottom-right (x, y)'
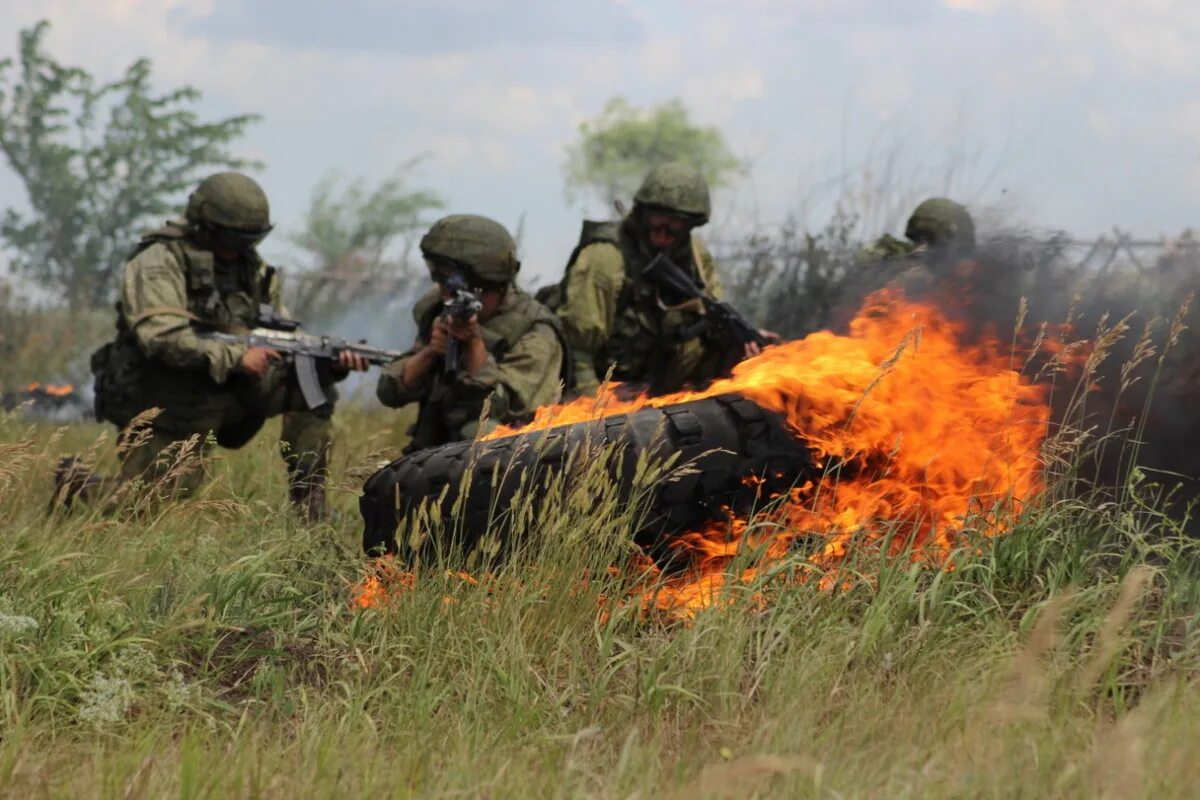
top-left (440, 273), bottom-right (483, 379)
top-left (198, 304), bottom-right (406, 409)
top-left (641, 253), bottom-right (770, 371)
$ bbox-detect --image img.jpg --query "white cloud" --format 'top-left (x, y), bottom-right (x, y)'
top-left (942, 0), bottom-right (1002, 12)
top-left (0, 0), bottom-right (1197, 276)
top-left (1014, 0), bottom-right (1200, 78)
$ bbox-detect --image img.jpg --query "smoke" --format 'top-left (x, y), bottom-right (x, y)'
top-left (830, 228), bottom-right (1200, 509)
top-left (282, 277), bottom-right (425, 406)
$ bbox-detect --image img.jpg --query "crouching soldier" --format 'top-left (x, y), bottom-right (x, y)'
top-left (72, 171), bottom-right (367, 519)
top-left (856, 197), bottom-right (977, 288)
top-left (376, 214), bottom-right (570, 452)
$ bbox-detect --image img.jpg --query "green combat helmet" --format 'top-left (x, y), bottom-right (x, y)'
top-left (633, 163), bottom-right (711, 226)
top-left (904, 198), bottom-right (975, 251)
top-left (185, 171), bottom-right (273, 249)
top-left (420, 214), bottom-right (520, 285)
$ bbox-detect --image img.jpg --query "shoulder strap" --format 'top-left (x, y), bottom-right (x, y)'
top-left (259, 263), bottom-right (278, 301)
top-left (131, 220), bottom-right (189, 258)
top-left (130, 221), bottom-right (224, 318)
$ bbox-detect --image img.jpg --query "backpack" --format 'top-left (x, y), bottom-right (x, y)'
top-left (535, 219), bottom-right (622, 311)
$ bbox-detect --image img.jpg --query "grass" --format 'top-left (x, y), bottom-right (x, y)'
top-left (1, 397), bottom-right (1199, 800)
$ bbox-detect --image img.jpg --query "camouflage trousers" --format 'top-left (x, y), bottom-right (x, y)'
top-left (75, 362), bottom-right (337, 520)
top-left (116, 410), bottom-right (332, 518)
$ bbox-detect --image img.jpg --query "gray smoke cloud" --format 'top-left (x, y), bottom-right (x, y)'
top-left (830, 229), bottom-right (1200, 510)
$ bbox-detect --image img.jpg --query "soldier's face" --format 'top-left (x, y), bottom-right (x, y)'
top-left (201, 223), bottom-right (271, 262)
top-left (477, 288), bottom-right (505, 320)
top-left (644, 211), bottom-right (692, 251)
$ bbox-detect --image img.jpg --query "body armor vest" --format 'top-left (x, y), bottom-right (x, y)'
top-left (92, 222), bottom-right (274, 427)
top-left (115, 221), bottom-right (273, 337)
top-left (571, 218), bottom-right (712, 387)
top-left (405, 287), bottom-right (570, 451)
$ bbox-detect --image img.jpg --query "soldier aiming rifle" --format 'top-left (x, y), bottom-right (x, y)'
top-left (545, 162), bottom-right (775, 395)
top-left (376, 214), bottom-right (570, 452)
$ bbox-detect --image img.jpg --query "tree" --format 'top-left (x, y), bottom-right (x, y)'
top-left (564, 97), bottom-right (744, 212)
top-left (0, 20), bottom-right (259, 310)
top-left (287, 162), bottom-right (443, 323)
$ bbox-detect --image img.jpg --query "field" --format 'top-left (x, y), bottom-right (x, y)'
top-left (2, 388), bottom-right (1199, 800)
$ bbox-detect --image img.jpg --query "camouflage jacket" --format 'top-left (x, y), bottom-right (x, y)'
top-left (91, 221), bottom-right (287, 430)
top-left (116, 220), bottom-right (280, 382)
top-left (556, 217), bottom-right (726, 395)
top-left (377, 287), bottom-right (566, 451)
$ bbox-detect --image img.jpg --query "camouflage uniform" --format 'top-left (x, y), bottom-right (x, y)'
top-left (376, 214), bottom-right (567, 452)
top-left (87, 172), bottom-right (339, 517)
top-left (556, 164), bottom-right (728, 395)
top-left (854, 197), bottom-right (978, 296)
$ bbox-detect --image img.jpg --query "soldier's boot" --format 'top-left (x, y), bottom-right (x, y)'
top-left (287, 454), bottom-right (329, 523)
top-left (281, 409), bottom-right (333, 524)
top-left (49, 456), bottom-right (106, 511)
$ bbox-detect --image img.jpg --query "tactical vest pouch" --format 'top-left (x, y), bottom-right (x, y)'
top-left (90, 340), bottom-right (147, 427)
top-left (216, 414), bottom-right (267, 449)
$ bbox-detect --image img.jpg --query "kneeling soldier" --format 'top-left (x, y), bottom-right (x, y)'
top-left (77, 171), bottom-right (367, 519)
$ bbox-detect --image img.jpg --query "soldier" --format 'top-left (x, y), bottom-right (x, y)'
top-left (77, 171), bottom-right (367, 519)
top-left (551, 163), bottom-right (761, 396)
top-left (376, 214), bottom-right (568, 452)
top-left (858, 197), bottom-right (976, 274)
top-left (835, 197), bottom-right (984, 328)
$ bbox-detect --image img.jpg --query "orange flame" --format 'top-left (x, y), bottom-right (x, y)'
top-left (356, 289), bottom-right (1052, 617)
top-left (20, 382), bottom-right (76, 397)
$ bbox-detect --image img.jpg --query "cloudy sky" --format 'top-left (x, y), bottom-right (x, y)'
top-left (0, 0), bottom-right (1197, 287)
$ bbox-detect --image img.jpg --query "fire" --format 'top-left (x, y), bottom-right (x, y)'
top-left (20, 382), bottom-right (76, 397)
top-left (350, 559), bottom-right (415, 609)
top-left (356, 289), bottom-right (1052, 617)
top-left (501, 288), bottom-right (1049, 614)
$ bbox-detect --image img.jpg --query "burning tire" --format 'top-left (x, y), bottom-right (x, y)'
top-left (360, 393), bottom-right (816, 560)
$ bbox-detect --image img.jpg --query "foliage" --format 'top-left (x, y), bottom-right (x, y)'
top-left (719, 208), bottom-right (864, 339)
top-left (0, 20), bottom-right (258, 311)
top-left (0, 277), bottom-right (109, 388)
top-left (285, 162), bottom-right (442, 324)
top-left (2, 400), bottom-right (1200, 795)
top-left (564, 97), bottom-right (744, 211)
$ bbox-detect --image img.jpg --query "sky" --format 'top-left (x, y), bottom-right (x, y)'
top-left (0, 0), bottom-right (1197, 290)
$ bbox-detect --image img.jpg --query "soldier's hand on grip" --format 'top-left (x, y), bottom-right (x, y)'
top-left (426, 318), bottom-right (451, 357)
top-left (447, 315), bottom-right (482, 343)
top-left (239, 346), bottom-right (281, 378)
top-left (333, 349), bottom-right (370, 375)
top-left (743, 329), bottom-right (781, 360)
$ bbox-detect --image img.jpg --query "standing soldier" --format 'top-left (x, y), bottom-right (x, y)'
top-left (376, 214), bottom-right (568, 451)
top-left (76, 171), bottom-right (367, 519)
top-left (551, 163), bottom-right (761, 396)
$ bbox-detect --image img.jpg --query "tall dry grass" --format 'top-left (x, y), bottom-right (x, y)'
top-left (1, 296), bottom-right (1199, 798)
